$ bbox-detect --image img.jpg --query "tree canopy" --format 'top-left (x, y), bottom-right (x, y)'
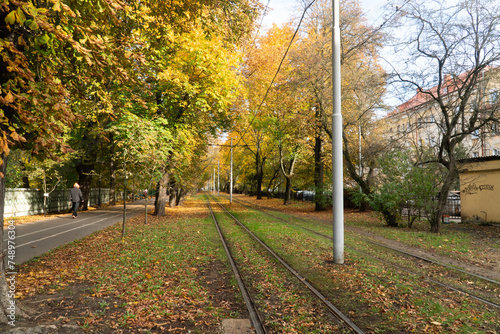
top-left (0, 0), bottom-right (261, 322)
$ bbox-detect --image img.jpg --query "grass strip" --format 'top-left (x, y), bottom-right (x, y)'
top-left (222, 196), bottom-right (500, 333)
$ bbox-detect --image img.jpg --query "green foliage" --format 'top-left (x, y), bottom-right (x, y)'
top-left (155, 27), bottom-right (242, 135)
top-left (1, 0), bottom-right (258, 194)
top-left (6, 149), bottom-right (74, 189)
top-left (365, 150), bottom-right (441, 227)
top-left (108, 113), bottom-right (171, 163)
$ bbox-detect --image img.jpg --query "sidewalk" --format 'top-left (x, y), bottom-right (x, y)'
top-left (5, 200), bottom-right (148, 264)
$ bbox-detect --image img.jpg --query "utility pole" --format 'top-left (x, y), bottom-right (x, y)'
top-left (332, 0), bottom-right (344, 264)
top-left (359, 123), bottom-right (362, 193)
top-left (230, 138), bottom-right (233, 204)
top-left (217, 160), bottom-right (220, 196)
top-left (122, 149), bottom-right (127, 239)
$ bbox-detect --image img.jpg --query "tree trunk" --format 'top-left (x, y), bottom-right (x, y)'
top-left (279, 144), bottom-right (297, 206)
top-left (176, 188), bottom-right (186, 206)
top-left (283, 176), bottom-right (292, 205)
top-left (169, 184), bottom-right (177, 208)
top-left (109, 142), bottom-right (116, 206)
top-left (0, 153), bottom-right (35, 323)
top-left (430, 164), bottom-right (458, 233)
top-left (20, 162), bottom-right (30, 189)
top-left (314, 135), bottom-right (327, 211)
top-left (265, 167), bottom-right (280, 199)
top-left (256, 173), bottom-right (263, 199)
top-left (76, 161), bottom-right (94, 211)
top-left (342, 131), bottom-right (371, 210)
top-left (154, 173), bottom-right (169, 216)
top-left (255, 147), bottom-right (263, 200)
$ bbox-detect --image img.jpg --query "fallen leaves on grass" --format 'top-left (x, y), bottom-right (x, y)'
top-left (15, 200), bottom-right (232, 332)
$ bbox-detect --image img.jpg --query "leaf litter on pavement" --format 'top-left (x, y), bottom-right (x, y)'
top-left (12, 199), bottom-right (245, 333)
top-left (7, 195), bottom-right (500, 333)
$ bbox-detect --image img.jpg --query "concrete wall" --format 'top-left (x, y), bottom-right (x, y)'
top-left (459, 159), bottom-right (500, 223)
top-left (4, 188), bottom-right (110, 218)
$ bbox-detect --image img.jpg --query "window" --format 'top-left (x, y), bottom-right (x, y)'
top-left (491, 123), bottom-right (499, 134)
top-left (493, 149), bottom-right (500, 156)
top-left (489, 89), bottom-right (499, 104)
top-left (472, 152), bottom-right (479, 158)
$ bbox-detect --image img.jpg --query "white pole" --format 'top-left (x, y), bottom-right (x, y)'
top-left (359, 123), bottom-right (362, 193)
top-left (332, 0), bottom-right (344, 264)
top-left (217, 160), bottom-right (220, 196)
top-left (213, 168), bottom-right (215, 194)
top-left (230, 138), bottom-right (233, 204)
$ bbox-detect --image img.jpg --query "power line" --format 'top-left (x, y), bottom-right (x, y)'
top-left (234, 0), bottom-right (316, 148)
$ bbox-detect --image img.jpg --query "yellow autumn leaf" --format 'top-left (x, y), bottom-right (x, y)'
top-left (4, 11), bottom-right (17, 25)
top-left (10, 131), bottom-right (26, 142)
top-left (52, 1), bottom-right (61, 12)
top-left (4, 92), bottom-right (14, 103)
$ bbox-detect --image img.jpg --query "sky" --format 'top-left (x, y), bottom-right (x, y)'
top-left (259, 0), bottom-right (390, 30)
top-left (258, 0), bottom-right (399, 109)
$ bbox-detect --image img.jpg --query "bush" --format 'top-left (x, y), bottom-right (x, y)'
top-left (367, 150), bottom-right (440, 227)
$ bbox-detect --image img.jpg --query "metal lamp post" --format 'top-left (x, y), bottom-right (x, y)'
top-left (332, 0), bottom-right (344, 264)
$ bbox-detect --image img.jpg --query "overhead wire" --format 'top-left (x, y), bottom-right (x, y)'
top-left (233, 0), bottom-right (317, 149)
top-left (232, 0), bottom-right (406, 149)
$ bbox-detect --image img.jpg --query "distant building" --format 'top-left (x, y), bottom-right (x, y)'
top-left (384, 67), bottom-right (500, 157)
top-left (382, 67), bottom-right (500, 221)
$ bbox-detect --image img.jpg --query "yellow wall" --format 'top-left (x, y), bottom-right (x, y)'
top-left (459, 159), bottom-right (500, 223)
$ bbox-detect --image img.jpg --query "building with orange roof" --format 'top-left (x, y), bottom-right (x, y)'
top-left (385, 68), bottom-right (500, 157)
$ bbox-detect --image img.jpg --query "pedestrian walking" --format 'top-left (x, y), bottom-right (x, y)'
top-left (69, 183), bottom-right (83, 218)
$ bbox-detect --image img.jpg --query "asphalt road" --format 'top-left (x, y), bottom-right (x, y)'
top-left (4, 200), bottom-right (148, 265)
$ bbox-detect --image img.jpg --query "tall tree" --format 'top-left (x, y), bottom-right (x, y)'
top-left (235, 120), bottom-right (276, 199)
top-left (294, 0), bottom-right (387, 210)
top-left (0, 0), bottom-right (130, 323)
top-left (135, 1), bottom-right (259, 215)
top-left (236, 24), bottom-right (298, 199)
top-left (272, 84), bottom-right (311, 205)
top-left (389, 0), bottom-right (500, 232)
top-left (150, 27), bottom-right (247, 215)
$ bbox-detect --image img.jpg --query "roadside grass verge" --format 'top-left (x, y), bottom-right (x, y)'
top-left (220, 196), bottom-right (500, 333)
top-left (344, 233), bottom-right (500, 307)
top-left (232, 195), bottom-right (499, 273)
top-left (345, 213), bottom-right (500, 268)
top-left (9, 194), bottom-right (500, 333)
top-left (229, 196), bottom-right (499, 303)
top-left (210, 200), bottom-right (344, 333)
top-left (14, 198), bottom-right (244, 333)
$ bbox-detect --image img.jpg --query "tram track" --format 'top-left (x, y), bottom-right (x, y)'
top-left (206, 196), bottom-right (267, 334)
top-left (227, 195), bottom-right (500, 310)
top-left (206, 194), bottom-right (365, 334)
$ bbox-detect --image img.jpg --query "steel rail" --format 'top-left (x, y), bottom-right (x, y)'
top-left (229, 196), bottom-right (500, 309)
top-left (345, 244), bottom-right (500, 309)
top-left (363, 239), bottom-right (500, 286)
top-left (232, 197), bottom-right (499, 285)
top-left (210, 195), bottom-right (365, 334)
top-left (206, 196), bottom-right (267, 334)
